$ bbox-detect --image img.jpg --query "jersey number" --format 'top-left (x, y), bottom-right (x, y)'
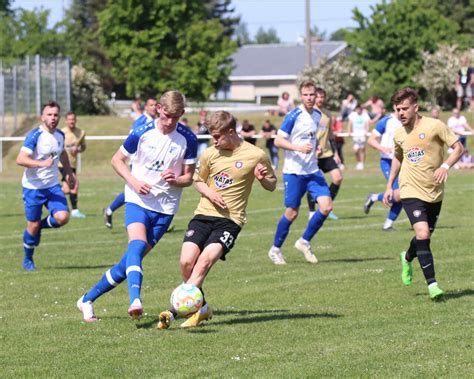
top-left (220, 231), bottom-right (234, 248)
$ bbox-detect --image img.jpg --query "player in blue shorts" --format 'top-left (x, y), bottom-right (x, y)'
top-left (364, 113), bottom-right (403, 230)
top-left (16, 100), bottom-right (76, 271)
top-left (103, 98), bottom-right (158, 228)
top-left (77, 91), bottom-right (197, 322)
top-left (268, 80), bottom-right (333, 265)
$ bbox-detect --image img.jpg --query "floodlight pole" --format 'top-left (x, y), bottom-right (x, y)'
top-left (305, 0), bottom-right (312, 67)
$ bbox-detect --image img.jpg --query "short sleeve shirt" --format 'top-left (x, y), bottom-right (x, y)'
top-left (316, 109), bottom-right (333, 159)
top-left (60, 126), bottom-right (86, 168)
top-left (372, 114), bottom-right (402, 160)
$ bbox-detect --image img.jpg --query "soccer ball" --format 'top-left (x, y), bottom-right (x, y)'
top-left (170, 283), bottom-right (203, 316)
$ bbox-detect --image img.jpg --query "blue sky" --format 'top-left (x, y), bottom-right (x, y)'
top-left (12, 0), bottom-right (380, 43)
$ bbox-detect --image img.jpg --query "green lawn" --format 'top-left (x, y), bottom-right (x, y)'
top-left (0, 115), bottom-right (473, 377)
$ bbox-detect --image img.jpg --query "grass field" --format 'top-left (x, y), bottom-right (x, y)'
top-left (0, 115), bottom-right (473, 377)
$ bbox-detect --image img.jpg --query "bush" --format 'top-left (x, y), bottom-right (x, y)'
top-left (71, 65), bottom-right (110, 115)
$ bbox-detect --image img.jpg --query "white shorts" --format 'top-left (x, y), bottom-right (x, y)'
top-left (457, 85), bottom-right (473, 98)
top-left (352, 137), bottom-right (366, 150)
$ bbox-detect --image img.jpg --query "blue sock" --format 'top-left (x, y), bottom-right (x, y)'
top-left (302, 209), bottom-right (328, 241)
top-left (273, 215), bottom-right (293, 248)
top-left (23, 229), bottom-right (36, 260)
top-left (125, 240), bottom-right (148, 304)
top-left (377, 193), bottom-right (384, 202)
top-left (83, 252), bottom-right (128, 303)
top-left (109, 192), bottom-right (125, 212)
top-left (40, 214), bottom-right (60, 229)
top-left (388, 201), bottom-right (403, 221)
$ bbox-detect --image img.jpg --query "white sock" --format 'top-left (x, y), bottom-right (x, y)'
top-left (428, 282), bottom-right (438, 288)
top-left (383, 219), bottom-right (393, 229)
top-left (106, 207), bottom-right (113, 216)
top-left (371, 194), bottom-right (379, 202)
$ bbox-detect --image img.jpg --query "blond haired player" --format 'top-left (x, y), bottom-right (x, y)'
top-left (60, 111), bottom-right (87, 218)
top-left (158, 111), bottom-right (276, 329)
top-left (383, 88), bottom-right (464, 301)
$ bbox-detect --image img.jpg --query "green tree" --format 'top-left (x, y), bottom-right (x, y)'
top-left (98, 1), bottom-right (237, 101)
top-left (204, 0), bottom-right (240, 37)
top-left (329, 28), bottom-right (349, 41)
top-left (310, 25), bottom-right (326, 41)
top-left (346, 0), bottom-right (459, 101)
top-left (254, 27), bottom-right (281, 44)
top-left (432, 0), bottom-right (474, 48)
top-left (235, 21), bottom-right (253, 45)
top-left (0, 0), bottom-right (12, 14)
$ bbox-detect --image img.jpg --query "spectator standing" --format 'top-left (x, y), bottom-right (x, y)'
top-left (347, 105), bottom-right (370, 170)
top-left (340, 93), bottom-right (358, 121)
top-left (277, 91), bottom-right (294, 116)
top-left (363, 96), bottom-right (385, 123)
top-left (240, 119), bottom-right (257, 145)
top-left (447, 108), bottom-right (472, 148)
top-left (455, 56), bottom-right (474, 111)
top-left (331, 115), bottom-right (345, 169)
top-left (261, 120), bottom-right (279, 169)
top-left (196, 110), bottom-right (209, 156)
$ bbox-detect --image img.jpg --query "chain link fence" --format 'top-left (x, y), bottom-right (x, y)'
top-left (0, 55), bottom-right (72, 136)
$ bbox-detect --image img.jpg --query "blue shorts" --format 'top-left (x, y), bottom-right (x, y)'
top-left (22, 184), bottom-right (69, 222)
top-left (124, 202), bottom-right (174, 247)
top-left (380, 159), bottom-right (399, 190)
top-left (283, 171), bottom-right (331, 208)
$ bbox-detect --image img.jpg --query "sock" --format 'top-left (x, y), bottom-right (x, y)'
top-left (383, 218), bottom-right (393, 229)
top-left (306, 192), bottom-right (316, 212)
top-left (329, 183), bottom-right (340, 200)
top-left (273, 215), bottom-right (293, 248)
top-left (388, 201), bottom-right (402, 221)
top-left (302, 209), bottom-right (328, 241)
top-left (23, 229), bottom-right (36, 260)
top-left (83, 252), bottom-right (128, 303)
top-left (405, 237), bottom-right (417, 262)
top-left (109, 192), bottom-right (125, 212)
top-left (376, 193), bottom-right (384, 202)
top-left (69, 193), bottom-right (78, 209)
top-left (125, 240), bottom-right (148, 304)
top-left (416, 239), bottom-right (436, 285)
top-left (40, 214), bottom-right (60, 229)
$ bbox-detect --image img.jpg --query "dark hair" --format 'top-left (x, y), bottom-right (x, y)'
top-left (315, 87), bottom-right (326, 97)
top-left (391, 88), bottom-right (418, 105)
top-left (41, 100), bottom-right (61, 113)
top-left (66, 111), bottom-right (76, 117)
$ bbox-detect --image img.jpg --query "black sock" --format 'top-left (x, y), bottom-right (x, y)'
top-left (405, 237), bottom-right (417, 262)
top-left (329, 183), bottom-right (340, 200)
top-left (200, 287), bottom-right (207, 307)
top-left (416, 239), bottom-right (436, 285)
top-left (306, 192), bottom-right (316, 212)
top-left (70, 193), bottom-right (78, 209)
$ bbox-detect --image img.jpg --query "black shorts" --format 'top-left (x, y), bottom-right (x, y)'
top-left (59, 167), bottom-right (76, 182)
top-left (402, 198), bottom-right (442, 233)
top-left (318, 157), bottom-right (338, 173)
top-left (183, 215), bottom-right (242, 260)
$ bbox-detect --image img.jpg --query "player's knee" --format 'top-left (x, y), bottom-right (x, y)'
top-left (54, 211), bottom-right (70, 225)
top-left (180, 257), bottom-right (194, 275)
top-left (27, 221), bottom-right (41, 235)
top-left (285, 208), bottom-right (299, 221)
top-left (333, 173), bottom-right (343, 185)
top-left (416, 230), bottom-right (430, 240)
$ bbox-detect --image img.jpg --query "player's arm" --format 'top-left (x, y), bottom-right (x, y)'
top-left (367, 132), bottom-right (392, 155)
top-left (111, 148), bottom-right (151, 195)
top-left (59, 150), bottom-right (76, 188)
top-left (161, 163), bottom-right (196, 187)
top-left (254, 163), bottom-right (277, 192)
top-left (433, 141), bottom-right (464, 184)
top-left (274, 134), bottom-right (312, 154)
top-left (78, 133), bottom-right (87, 153)
top-left (194, 180), bottom-right (227, 210)
top-left (16, 150), bottom-right (53, 168)
top-left (383, 156), bottom-right (401, 206)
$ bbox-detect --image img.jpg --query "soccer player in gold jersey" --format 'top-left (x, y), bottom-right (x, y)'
top-left (383, 88), bottom-right (464, 301)
top-left (158, 111), bottom-right (277, 329)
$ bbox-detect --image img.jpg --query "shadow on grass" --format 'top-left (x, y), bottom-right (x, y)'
top-left (50, 264), bottom-right (112, 270)
top-left (1, 213), bottom-right (24, 218)
top-left (443, 288), bottom-right (473, 300)
top-left (323, 257), bottom-right (393, 263)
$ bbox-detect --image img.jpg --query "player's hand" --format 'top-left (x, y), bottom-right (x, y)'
top-left (208, 191), bottom-right (227, 209)
top-left (39, 157), bottom-right (54, 168)
top-left (334, 153), bottom-right (341, 165)
top-left (381, 147), bottom-right (393, 155)
top-left (383, 188), bottom-right (392, 207)
top-left (316, 145), bottom-right (323, 157)
top-left (132, 179), bottom-right (152, 195)
top-left (434, 167), bottom-right (448, 183)
top-left (66, 172), bottom-right (76, 189)
top-left (161, 169), bottom-right (177, 185)
top-left (254, 163), bottom-right (268, 180)
top-left (299, 143), bottom-right (313, 154)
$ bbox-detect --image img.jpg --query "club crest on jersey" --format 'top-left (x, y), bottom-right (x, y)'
top-left (145, 160), bottom-right (164, 172)
top-left (213, 171), bottom-right (233, 188)
top-left (235, 161), bottom-right (243, 169)
top-left (413, 210), bottom-right (421, 218)
top-left (169, 145), bottom-right (178, 155)
top-left (419, 133), bottom-right (425, 139)
top-left (406, 146), bottom-right (425, 164)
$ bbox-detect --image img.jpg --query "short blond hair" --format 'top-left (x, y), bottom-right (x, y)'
top-left (159, 90), bottom-right (186, 115)
top-left (208, 111), bottom-right (236, 133)
top-left (299, 79), bottom-right (317, 93)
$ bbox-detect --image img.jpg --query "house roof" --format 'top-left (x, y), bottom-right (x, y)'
top-left (229, 41), bottom-right (348, 81)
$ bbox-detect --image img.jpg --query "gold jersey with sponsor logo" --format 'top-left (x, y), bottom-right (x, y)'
top-left (394, 116), bottom-right (458, 203)
top-left (59, 127), bottom-right (86, 168)
top-left (193, 141), bottom-right (274, 226)
top-left (316, 108), bottom-right (333, 159)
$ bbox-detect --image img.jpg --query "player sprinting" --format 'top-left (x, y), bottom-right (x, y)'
top-left (268, 79), bottom-right (333, 265)
top-left (383, 88), bottom-right (464, 301)
top-left (306, 87), bottom-right (343, 221)
top-left (363, 113), bottom-right (403, 230)
top-left (16, 101), bottom-right (76, 271)
top-left (103, 97), bottom-right (158, 228)
top-left (77, 91), bottom-right (197, 322)
top-left (157, 110), bottom-right (276, 329)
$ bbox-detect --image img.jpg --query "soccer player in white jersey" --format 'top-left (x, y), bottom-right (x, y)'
top-left (268, 80), bottom-right (333, 265)
top-left (103, 98), bottom-right (158, 229)
top-left (77, 91), bottom-right (197, 322)
top-left (364, 113), bottom-right (403, 230)
top-left (16, 101), bottom-right (76, 271)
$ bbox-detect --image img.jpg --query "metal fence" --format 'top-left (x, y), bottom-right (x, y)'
top-left (0, 55), bottom-right (72, 136)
